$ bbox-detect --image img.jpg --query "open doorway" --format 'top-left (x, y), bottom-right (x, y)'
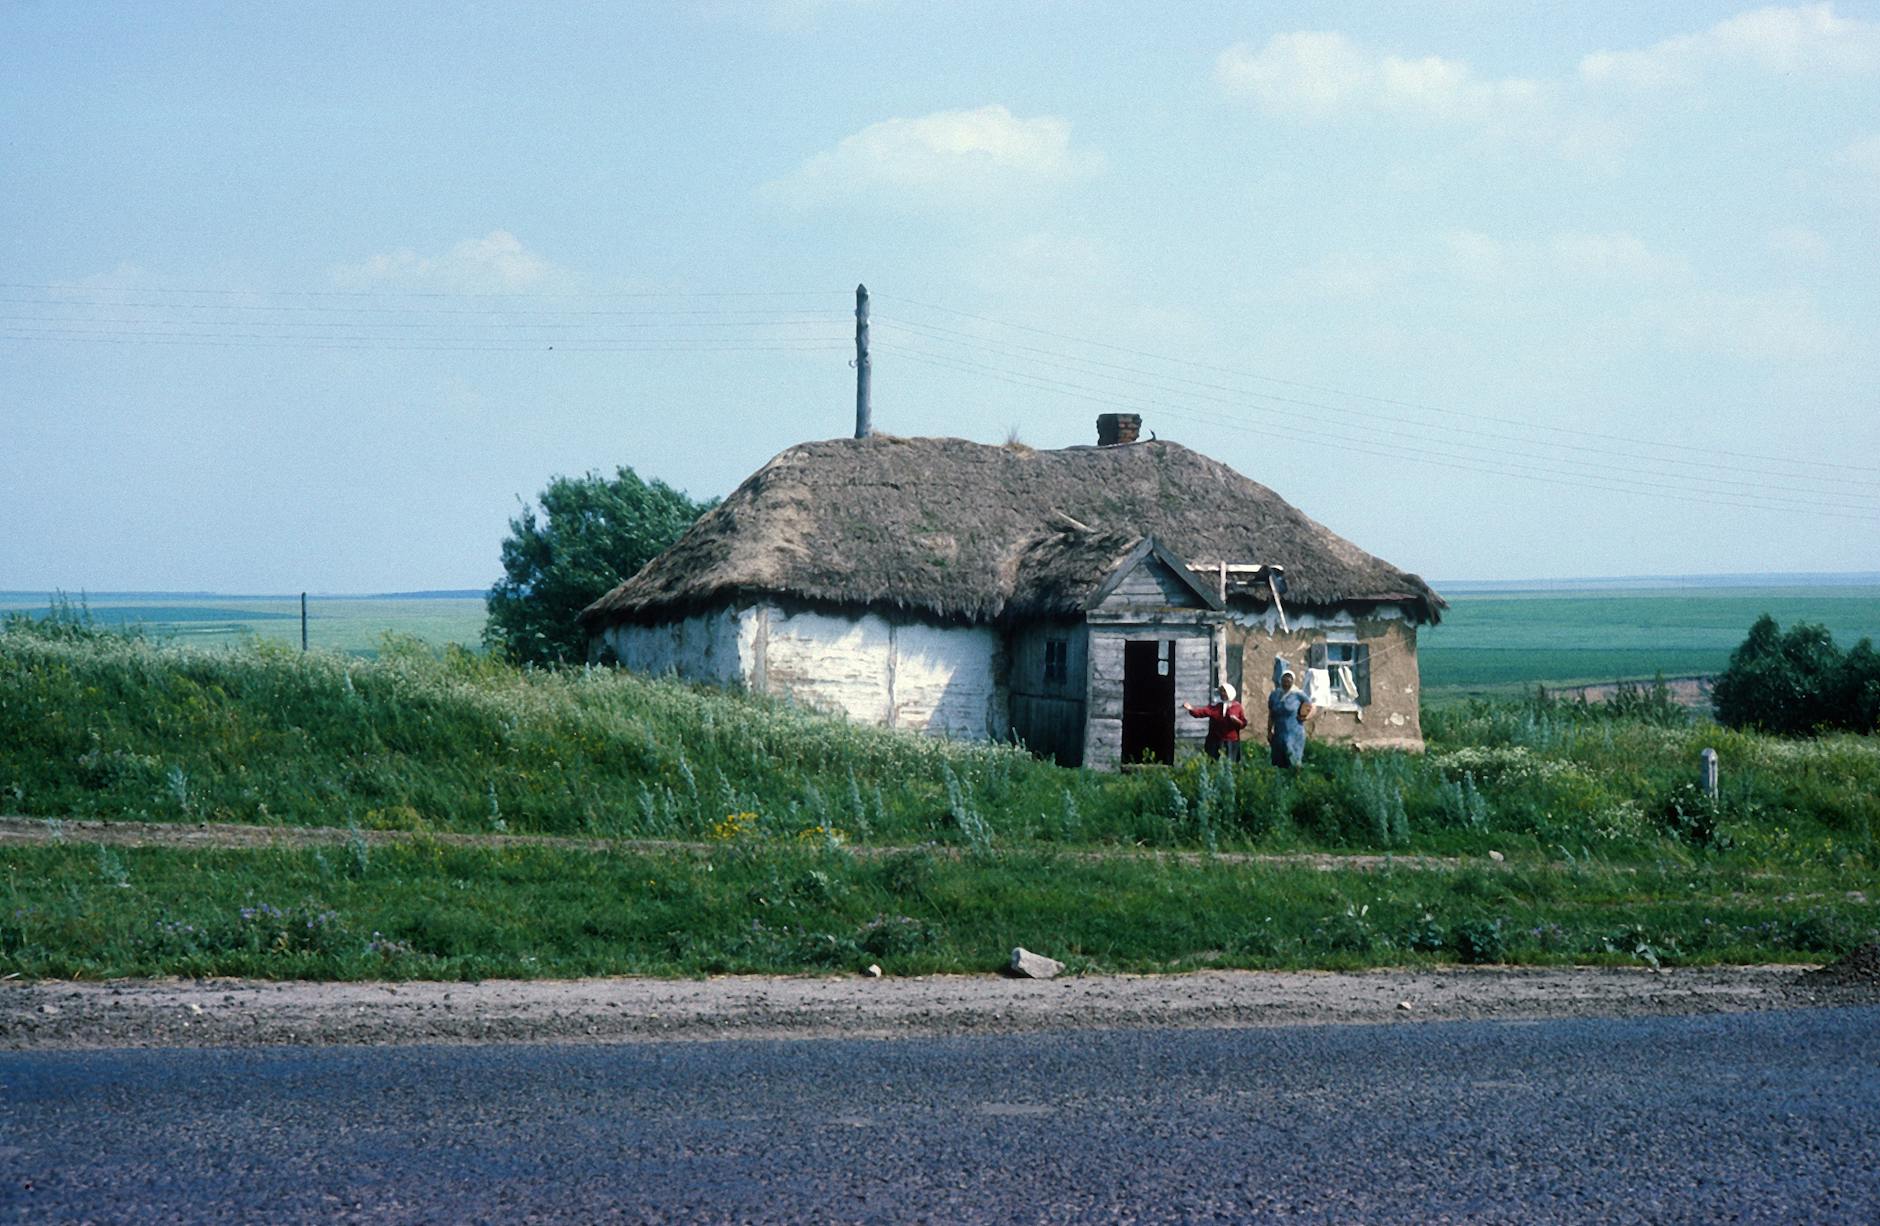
top-left (1121, 639), bottom-right (1175, 766)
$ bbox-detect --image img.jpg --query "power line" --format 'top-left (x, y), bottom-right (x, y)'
top-left (875, 315), bottom-right (1880, 493)
top-left (875, 292), bottom-right (1880, 479)
top-left (870, 338), bottom-right (1880, 515)
top-left (0, 281), bottom-right (849, 301)
top-left (1, 330), bottom-right (850, 354)
top-left (882, 342), bottom-right (1875, 522)
top-left (0, 313), bottom-right (844, 332)
top-left (0, 294), bottom-right (850, 320)
top-left (874, 341), bottom-right (1876, 522)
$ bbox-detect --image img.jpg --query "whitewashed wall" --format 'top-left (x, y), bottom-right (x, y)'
top-left (880, 618), bottom-right (1008, 738)
top-left (601, 603), bottom-right (1008, 741)
top-left (598, 607), bottom-right (747, 686)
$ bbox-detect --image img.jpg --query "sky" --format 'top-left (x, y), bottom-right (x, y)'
top-left (2, 0), bottom-right (1877, 593)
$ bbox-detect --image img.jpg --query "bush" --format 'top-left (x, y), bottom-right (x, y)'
top-left (1450, 918), bottom-right (1506, 964)
top-left (1712, 615), bottom-right (1877, 735)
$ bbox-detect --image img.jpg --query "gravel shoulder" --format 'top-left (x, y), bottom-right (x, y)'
top-left (7, 815), bottom-right (1872, 1051)
top-left (5, 965), bottom-right (1871, 1051)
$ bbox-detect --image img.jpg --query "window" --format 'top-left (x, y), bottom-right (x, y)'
top-left (1043, 637), bottom-right (1069, 685)
top-left (1307, 637), bottom-right (1371, 708)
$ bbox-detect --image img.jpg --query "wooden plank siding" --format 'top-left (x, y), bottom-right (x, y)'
top-left (1007, 621), bottom-right (1089, 765)
top-left (1078, 551), bottom-right (1223, 770)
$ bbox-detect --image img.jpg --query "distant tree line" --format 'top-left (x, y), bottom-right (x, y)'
top-left (484, 467), bottom-right (715, 666)
top-left (1712, 614), bottom-right (1879, 736)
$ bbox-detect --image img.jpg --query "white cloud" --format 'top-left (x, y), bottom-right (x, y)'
top-left (762, 105), bottom-right (1104, 211)
top-left (1217, 10), bottom-right (1879, 169)
top-left (1215, 31), bottom-right (1546, 125)
top-left (330, 231), bottom-right (570, 293)
top-left (1581, 3), bottom-right (1880, 89)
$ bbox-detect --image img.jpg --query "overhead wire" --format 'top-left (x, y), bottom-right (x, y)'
top-left (9, 280), bottom-right (1872, 518)
top-left (872, 340), bottom-right (1875, 522)
top-left (4, 329), bottom-right (850, 354)
top-left (874, 315), bottom-right (1880, 494)
top-left (882, 340), bottom-right (1873, 522)
top-left (869, 335), bottom-right (1880, 516)
top-left (0, 313), bottom-right (844, 332)
top-left (875, 292), bottom-right (1880, 480)
top-left (0, 294), bottom-right (848, 319)
top-left (0, 281), bottom-right (849, 301)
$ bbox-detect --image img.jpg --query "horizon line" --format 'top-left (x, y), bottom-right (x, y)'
top-left (4, 569), bottom-right (1880, 601)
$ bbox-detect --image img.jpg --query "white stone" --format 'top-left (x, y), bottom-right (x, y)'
top-left (1488, 850), bottom-right (1505, 862)
top-left (1010, 947), bottom-right (1065, 979)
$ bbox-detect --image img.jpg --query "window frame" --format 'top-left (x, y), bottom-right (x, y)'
top-left (1309, 632), bottom-right (1369, 711)
top-left (1043, 637), bottom-right (1069, 686)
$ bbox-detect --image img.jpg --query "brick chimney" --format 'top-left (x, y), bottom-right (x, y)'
top-left (1096, 413), bottom-right (1141, 446)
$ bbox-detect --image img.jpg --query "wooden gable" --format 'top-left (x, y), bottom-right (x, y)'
top-left (1087, 537), bottom-right (1224, 615)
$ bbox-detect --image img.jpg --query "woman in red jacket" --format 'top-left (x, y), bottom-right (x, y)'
top-left (1184, 683), bottom-right (1247, 762)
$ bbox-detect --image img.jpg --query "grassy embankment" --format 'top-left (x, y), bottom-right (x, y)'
top-left (2, 620), bottom-right (1876, 980)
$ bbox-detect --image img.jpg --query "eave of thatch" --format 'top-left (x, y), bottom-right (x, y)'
top-left (579, 435), bottom-right (1446, 628)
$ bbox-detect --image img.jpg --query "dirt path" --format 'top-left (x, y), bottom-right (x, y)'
top-left (0, 815), bottom-right (1473, 871)
top-left (3, 965), bottom-right (1867, 1051)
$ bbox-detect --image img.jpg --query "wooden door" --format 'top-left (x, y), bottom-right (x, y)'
top-left (1121, 639), bottom-right (1175, 766)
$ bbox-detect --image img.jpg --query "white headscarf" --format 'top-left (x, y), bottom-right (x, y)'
top-left (1218, 682), bottom-right (1237, 703)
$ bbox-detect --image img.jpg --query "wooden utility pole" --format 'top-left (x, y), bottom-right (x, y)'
top-left (300, 592), bottom-right (308, 651)
top-left (854, 283), bottom-right (872, 438)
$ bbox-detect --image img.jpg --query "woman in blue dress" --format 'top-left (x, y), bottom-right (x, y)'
top-left (1267, 669), bottom-right (1314, 768)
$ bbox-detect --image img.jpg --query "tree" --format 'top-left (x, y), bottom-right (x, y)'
top-left (484, 467), bottom-right (713, 666)
top-left (1711, 614), bottom-right (1877, 735)
top-left (1832, 637), bottom-right (1880, 734)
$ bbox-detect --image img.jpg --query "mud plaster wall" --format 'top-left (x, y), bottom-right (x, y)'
top-left (1228, 607), bottom-right (1424, 751)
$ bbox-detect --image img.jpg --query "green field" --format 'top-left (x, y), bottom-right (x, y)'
top-left (1421, 584), bottom-right (1880, 698)
top-left (6, 581), bottom-right (1878, 696)
top-left (0, 592), bottom-right (487, 655)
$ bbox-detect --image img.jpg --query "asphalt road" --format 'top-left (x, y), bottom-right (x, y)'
top-left (4, 1008), bottom-right (1877, 1223)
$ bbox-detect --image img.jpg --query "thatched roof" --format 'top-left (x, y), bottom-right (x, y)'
top-left (580, 435), bottom-right (1444, 627)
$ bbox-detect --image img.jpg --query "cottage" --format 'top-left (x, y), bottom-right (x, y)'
top-left (580, 415), bottom-right (1444, 768)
